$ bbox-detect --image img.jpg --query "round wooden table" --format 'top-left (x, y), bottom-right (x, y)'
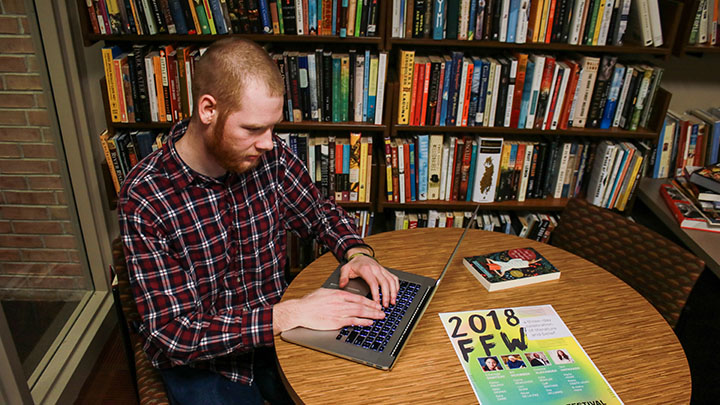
top-left (274, 229), bottom-right (691, 404)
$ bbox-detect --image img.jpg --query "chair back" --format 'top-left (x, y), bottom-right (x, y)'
top-left (112, 239), bottom-right (170, 405)
top-left (551, 198), bottom-right (704, 328)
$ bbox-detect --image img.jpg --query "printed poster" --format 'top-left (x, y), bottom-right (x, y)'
top-left (439, 305), bottom-right (622, 404)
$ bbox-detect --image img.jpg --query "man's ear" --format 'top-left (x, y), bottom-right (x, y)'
top-left (197, 94), bottom-right (217, 125)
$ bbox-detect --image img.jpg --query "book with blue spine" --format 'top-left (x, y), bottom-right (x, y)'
top-left (257, 0), bottom-right (273, 33)
top-left (343, 142), bottom-right (351, 197)
top-left (652, 117), bottom-right (668, 178)
top-left (409, 141), bottom-right (417, 201)
top-left (363, 49), bottom-right (371, 121)
top-left (207, 0), bottom-right (229, 34)
top-left (332, 0), bottom-right (338, 35)
top-left (432, 0), bottom-right (445, 39)
top-left (507, 0), bottom-right (519, 43)
top-left (366, 54), bottom-right (378, 122)
top-left (466, 140), bottom-right (478, 201)
top-left (467, 58), bottom-right (484, 126)
top-left (517, 60), bottom-right (535, 129)
top-left (468, 0), bottom-right (477, 39)
top-left (600, 64), bottom-right (626, 129)
top-left (439, 55), bottom-right (454, 126)
top-left (476, 59), bottom-right (491, 126)
top-left (340, 0), bottom-right (349, 37)
top-left (332, 56), bottom-right (342, 122)
top-left (309, 0), bottom-right (317, 33)
top-left (417, 134), bottom-right (429, 200)
top-left (167, 0), bottom-right (189, 34)
top-left (445, 51), bottom-right (464, 126)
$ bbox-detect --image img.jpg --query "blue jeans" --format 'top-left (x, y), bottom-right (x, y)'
top-left (160, 348), bottom-right (293, 405)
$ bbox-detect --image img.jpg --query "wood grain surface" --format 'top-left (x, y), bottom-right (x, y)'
top-left (274, 229), bottom-right (691, 404)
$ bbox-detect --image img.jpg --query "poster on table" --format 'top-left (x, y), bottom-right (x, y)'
top-left (439, 305), bottom-right (622, 404)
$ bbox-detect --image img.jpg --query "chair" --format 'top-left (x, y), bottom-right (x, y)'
top-left (112, 239), bottom-right (170, 405)
top-left (550, 198), bottom-right (705, 329)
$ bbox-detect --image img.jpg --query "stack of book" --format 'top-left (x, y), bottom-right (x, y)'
top-left (382, 135), bottom-right (651, 211)
top-left (99, 129), bottom-right (168, 193)
top-left (392, 209), bottom-right (560, 243)
top-left (651, 108), bottom-right (720, 179)
top-left (273, 50), bottom-right (388, 124)
top-left (276, 132), bottom-right (373, 203)
top-left (396, 51), bottom-right (663, 132)
top-left (687, 0), bottom-right (720, 46)
top-left (391, 0), bottom-right (664, 47)
top-left (660, 169), bottom-right (720, 233)
top-left (86, 0), bottom-right (380, 37)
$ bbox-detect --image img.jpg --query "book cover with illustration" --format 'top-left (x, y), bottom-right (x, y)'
top-left (463, 247), bottom-right (560, 291)
top-left (439, 305), bottom-right (623, 404)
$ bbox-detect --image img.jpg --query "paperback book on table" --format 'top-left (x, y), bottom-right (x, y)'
top-left (439, 305), bottom-right (623, 404)
top-left (463, 248), bottom-right (560, 291)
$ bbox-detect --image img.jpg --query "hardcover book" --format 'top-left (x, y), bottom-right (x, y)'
top-left (660, 183), bottom-right (720, 232)
top-left (462, 247), bottom-right (561, 291)
top-left (690, 163), bottom-right (720, 194)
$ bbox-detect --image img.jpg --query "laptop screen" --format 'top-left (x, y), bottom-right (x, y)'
top-left (434, 205), bottom-right (481, 289)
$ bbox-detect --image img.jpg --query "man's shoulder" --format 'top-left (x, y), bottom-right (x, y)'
top-left (118, 149), bottom-right (172, 209)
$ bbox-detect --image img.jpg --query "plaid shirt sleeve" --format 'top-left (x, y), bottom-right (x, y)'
top-left (278, 140), bottom-right (366, 262)
top-left (118, 185), bottom-right (273, 367)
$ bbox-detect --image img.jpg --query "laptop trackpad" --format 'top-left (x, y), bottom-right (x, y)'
top-left (342, 278), bottom-right (371, 297)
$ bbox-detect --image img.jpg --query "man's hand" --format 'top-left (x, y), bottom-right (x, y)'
top-left (273, 288), bottom-right (385, 334)
top-left (340, 248), bottom-right (399, 308)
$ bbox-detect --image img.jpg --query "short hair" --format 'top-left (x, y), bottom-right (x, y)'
top-left (191, 38), bottom-right (284, 116)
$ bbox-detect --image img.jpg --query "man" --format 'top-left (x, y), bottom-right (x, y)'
top-left (118, 38), bottom-right (399, 405)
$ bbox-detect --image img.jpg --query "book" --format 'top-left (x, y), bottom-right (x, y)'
top-left (463, 247), bottom-right (560, 291)
top-left (472, 137), bottom-right (503, 203)
top-left (690, 163), bottom-right (720, 194)
top-left (660, 183), bottom-right (720, 232)
top-left (439, 305), bottom-right (622, 404)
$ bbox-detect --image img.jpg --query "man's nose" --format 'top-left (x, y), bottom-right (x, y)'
top-left (256, 128), bottom-right (274, 152)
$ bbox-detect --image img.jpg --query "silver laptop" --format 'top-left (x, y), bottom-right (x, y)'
top-left (281, 205), bottom-right (480, 370)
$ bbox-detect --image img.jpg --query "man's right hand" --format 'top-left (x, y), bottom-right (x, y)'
top-left (273, 288), bottom-right (386, 334)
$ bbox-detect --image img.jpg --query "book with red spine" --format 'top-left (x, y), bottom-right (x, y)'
top-left (558, 59), bottom-right (579, 130)
top-left (509, 53), bottom-right (529, 128)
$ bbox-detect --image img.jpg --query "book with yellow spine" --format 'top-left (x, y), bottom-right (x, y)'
top-left (349, 132), bottom-right (362, 201)
top-left (398, 50), bottom-right (415, 125)
top-left (358, 136), bottom-right (368, 202)
top-left (102, 46), bottom-right (122, 123)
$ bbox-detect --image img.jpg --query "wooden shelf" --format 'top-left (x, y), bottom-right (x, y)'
top-left (337, 202), bottom-right (374, 210)
top-left (392, 125), bottom-right (659, 139)
top-left (275, 122), bottom-right (387, 132)
top-left (684, 44), bottom-right (720, 54)
top-left (378, 198), bottom-right (568, 211)
top-left (89, 33), bottom-right (384, 46)
top-left (108, 121), bottom-right (387, 132)
top-left (387, 38), bottom-right (671, 56)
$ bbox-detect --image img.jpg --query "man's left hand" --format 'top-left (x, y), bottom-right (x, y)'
top-left (339, 249), bottom-right (399, 308)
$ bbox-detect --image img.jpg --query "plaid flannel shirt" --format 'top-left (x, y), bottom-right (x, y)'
top-left (118, 120), bottom-right (365, 383)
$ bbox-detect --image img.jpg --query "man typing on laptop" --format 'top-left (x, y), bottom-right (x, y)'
top-left (118, 38), bottom-right (398, 405)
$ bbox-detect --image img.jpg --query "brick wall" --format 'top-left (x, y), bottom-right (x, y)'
top-left (0, 0), bottom-right (87, 298)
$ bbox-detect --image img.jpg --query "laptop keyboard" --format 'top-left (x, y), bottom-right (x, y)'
top-left (336, 280), bottom-right (421, 352)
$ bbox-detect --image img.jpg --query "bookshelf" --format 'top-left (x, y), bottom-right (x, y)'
top-left (81, 0), bottom-right (677, 228)
top-left (673, 0), bottom-right (720, 56)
